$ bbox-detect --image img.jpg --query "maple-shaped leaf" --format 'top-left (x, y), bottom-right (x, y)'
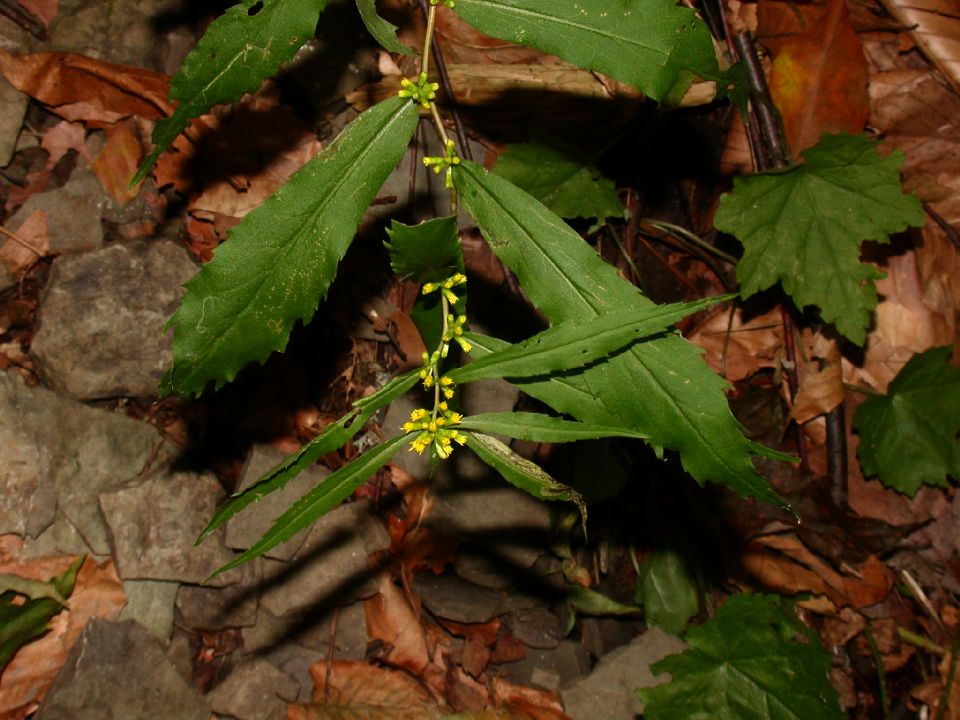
top-left (637, 593), bottom-right (844, 720)
top-left (714, 133), bottom-right (924, 345)
top-left (852, 346), bottom-right (960, 496)
top-left (491, 141), bottom-right (623, 223)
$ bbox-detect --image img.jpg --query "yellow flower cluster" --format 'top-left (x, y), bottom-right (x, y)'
top-left (398, 72), bottom-right (439, 109)
top-left (422, 272), bottom-right (466, 306)
top-left (422, 139), bottom-right (461, 189)
top-left (430, 0), bottom-right (455, 7)
top-left (402, 403), bottom-right (467, 458)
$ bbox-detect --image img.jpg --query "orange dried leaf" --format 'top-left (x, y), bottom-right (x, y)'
top-left (363, 571), bottom-right (429, 673)
top-left (768, 0), bottom-right (870, 153)
top-left (0, 49), bottom-right (170, 124)
top-left (0, 210), bottom-right (49, 274)
top-left (92, 119), bottom-right (145, 206)
top-left (878, 0), bottom-right (960, 94)
top-left (792, 332), bottom-right (843, 424)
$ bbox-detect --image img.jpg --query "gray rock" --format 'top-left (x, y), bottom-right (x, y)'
top-left (561, 628), bottom-right (688, 720)
top-left (381, 393), bottom-right (431, 479)
top-left (19, 511), bottom-right (94, 559)
top-left (31, 239), bottom-right (197, 399)
top-left (413, 572), bottom-right (537, 624)
top-left (208, 658), bottom-right (300, 720)
top-left (35, 618), bottom-right (209, 720)
top-left (6, 167), bottom-right (105, 253)
top-left (117, 579), bottom-right (179, 642)
top-left (100, 467), bottom-right (239, 585)
top-left (226, 445), bottom-right (331, 561)
top-left (501, 640), bottom-right (592, 693)
top-left (505, 607), bottom-right (563, 650)
top-left (0, 370), bottom-right (158, 548)
top-left (257, 644), bottom-right (325, 703)
top-left (241, 601), bottom-right (367, 659)
top-left (260, 500), bottom-right (389, 616)
top-left (0, 77), bottom-right (26, 169)
top-left (0, 264), bottom-right (14, 293)
top-left (48, 0), bottom-right (181, 69)
top-left (176, 559), bottom-right (260, 630)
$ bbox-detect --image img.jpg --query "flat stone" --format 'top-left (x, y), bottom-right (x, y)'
top-left (505, 607), bottom-right (563, 650)
top-left (0, 371), bottom-right (158, 548)
top-left (0, 77), bottom-right (26, 168)
top-left (561, 628), bottom-right (688, 720)
top-left (48, 0), bottom-right (181, 69)
top-left (255, 644), bottom-right (325, 703)
top-left (100, 467), bottom-right (239, 585)
top-left (117, 579), bottom-right (179, 642)
top-left (208, 657), bottom-right (299, 720)
top-left (260, 500), bottom-right (389, 616)
top-left (241, 601), bottom-right (367, 659)
top-left (7, 167), bottom-right (105, 254)
top-left (226, 445), bottom-right (331, 561)
top-left (31, 239), bottom-right (197, 399)
top-left (413, 572), bottom-right (537, 624)
top-left (19, 511), bottom-right (94, 559)
top-left (176, 559), bottom-right (260, 630)
top-left (501, 640), bottom-right (592, 693)
top-left (35, 618), bottom-right (209, 720)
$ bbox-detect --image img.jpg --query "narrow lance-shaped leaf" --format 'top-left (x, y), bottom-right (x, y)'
top-left (163, 96), bottom-right (419, 397)
top-left (453, 160), bottom-right (788, 509)
top-left (198, 369), bottom-right (419, 543)
top-left (448, 295), bottom-right (728, 385)
top-left (464, 432), bottom-right (587, 529)
top-left (355, 0), bottom-right (416, 55)
top-left (135, 0), bottom-right (328, 182)
top-left (452, 0), bottom-right (717, 103)
top-left (209, 434), bottom-right (409, 578)
top-left (714, 133), bottom-right (925, 345)
top-left (459, 412), bottom-right (648, 443)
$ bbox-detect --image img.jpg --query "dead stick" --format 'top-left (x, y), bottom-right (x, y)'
top-left (0, 224), bottom-right (44, 257)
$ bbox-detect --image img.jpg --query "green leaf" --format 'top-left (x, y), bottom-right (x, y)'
top-left (135, 0), bottom-right (327, 182)
top-left (0, 575), bottom-right (67, 605)
top-left (638, 593), bottom-right (843, 719)
top-left (714, 133), bottom-right (925, 345)
top-left (209, 434), bottom-right (408, 578)
top-left (635, 548), bottom-right (699, 635)
top-left (458, 412), bottom-right (647, 443)
top-left (198, 369), bottom-right (419, 543)
top-left (452, 0), bottom-right (717, 103)
top-left (385, 216), bottom-right (463, 284)
top-left (453, 160), bottom-right (786, 509)
top-left (464, 432), bottom-right (586, 526)
top-left (852, 346), bottom-right (960, 496)
top-left (0, 556), bottom-right (84, 669)
top-left (162, 97), bottom-right (419, 397)
top-left (448, 296), bottom-right (726, 386)
top-left (566, 585), bottom-right (642, 617)
top-left (491, 141), bottom-right (623, 222)
top-left (356, 0), bottom-right (416, 55)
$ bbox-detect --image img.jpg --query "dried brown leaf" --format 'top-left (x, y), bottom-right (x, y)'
top-left (686, 305), bottom-right (782, 382)
top-left (92, 119), bottom-right (144, 206)
top-left (0, 210), bottom-right (49, 274)
top-left (0, 49), bottom-right (169, 124)
top-left (792, 331), bottom-right (843, 424)
top-left (364, 571), bottom-right (430, 673)
top-left (878, 0), bottom-right (960, 94)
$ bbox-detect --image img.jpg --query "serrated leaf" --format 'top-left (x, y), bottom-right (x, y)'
top-left (198, 369), bottom-right (419, 543)
top-left (162, 96), bottom-right (418, 397)
top-left (135, 0), bottom-right (326, 182)
top-left (465, 432), bottom-right (586, 526)
top-left (637, 593), bottom-right (843, 719)
top-left (452, 0), bottom-right (717, 103)
top-left (453, 160), bottom-right (786, 509)
top-left (635, 548), bottom-right (699, 635)
top-left (385, 216), bottom-right (462, 283)
top-left (0, 556), bottom-right (83, 669)
top-left (209, 434), bottom-right (408, 578)
top-left (356, 0), bottom-right (416, 55)
top-left (491, 141), bottom-right (623, 222)
top-left (458, 412), bottom-right (648, 443)
top-left (714, 132), bottom-right (925, 345)
top-left (852, 346), bottom-right (960, 496)
top-left (448, 295), bottom-right (726, 386)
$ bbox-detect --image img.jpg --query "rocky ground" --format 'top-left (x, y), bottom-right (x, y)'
top-left (0, 2), bottom-right (686, 718)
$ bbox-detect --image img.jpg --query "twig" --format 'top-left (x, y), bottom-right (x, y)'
top-left (864, 622), bottom-right (891, 720)
top-left (606, 223), bottom-right (642, 285)
top-left (901, 569), bottom-right (946, 633)
top-left (826, 400), bottom-right (847, 507)
top-left (925, 204), bottom-right (960, 249)
top-left (0, 0), bottom-right (46, 40)
top-left (936, 638), bottom-right (960, 720)
top-left (898, 626), bottom-right (947, 656)
top-left (0, 224), bottom-right (45, 257)
top-left (731, 32), bottom-right (790, 170)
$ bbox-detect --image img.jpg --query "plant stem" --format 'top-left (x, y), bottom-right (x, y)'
top-left (897, 626), bottom-right (947, 655)
top-left (864, 623), bottom-right (890, 720)
top-left (641, 218), bottom-right (739, 265)
top-left (936, 637), bottom-right (960, 720)
top-left (420, 2), bottom-right (437, 80)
